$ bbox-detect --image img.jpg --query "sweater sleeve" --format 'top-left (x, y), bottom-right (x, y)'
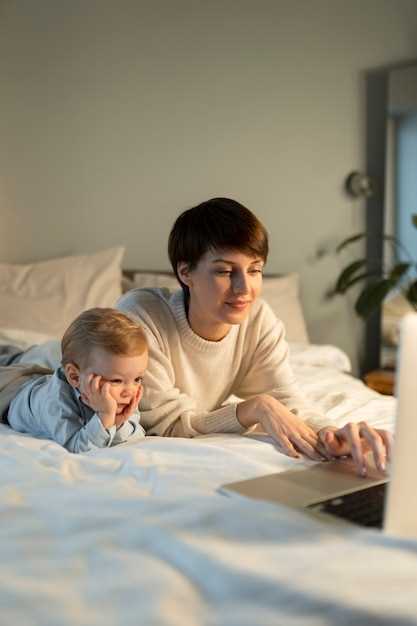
top-left (112, 410), bottom-right (146, 444)
top-left (117, 290), bottom-right (245, 437)
top-left (233, 302), bottom-right (332, 432)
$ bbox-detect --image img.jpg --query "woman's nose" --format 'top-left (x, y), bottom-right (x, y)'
top-left (232, 273), bottom-right (249, 294)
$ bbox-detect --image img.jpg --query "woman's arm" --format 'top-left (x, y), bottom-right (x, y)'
top-left (233, 302), bottom-right (331, 429)
top-left (234, 302), bottom-right (392, 473)
top-left (236, 394), bottom-right (327, 461)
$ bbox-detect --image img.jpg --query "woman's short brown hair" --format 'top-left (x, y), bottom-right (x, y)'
top-left (168, 197), bottom-right (269, 294)
top-left (61, 308), bottom-right (147, 367)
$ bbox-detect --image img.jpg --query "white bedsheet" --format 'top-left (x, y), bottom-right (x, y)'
top-left (1, 341), bottom-right (416, 626)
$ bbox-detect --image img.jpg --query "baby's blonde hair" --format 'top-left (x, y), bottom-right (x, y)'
top-left (61, 308), bottom-right (147, 367)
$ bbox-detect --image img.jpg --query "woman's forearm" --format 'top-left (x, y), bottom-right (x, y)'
top-left (236, 394), bottom-right (271, 428)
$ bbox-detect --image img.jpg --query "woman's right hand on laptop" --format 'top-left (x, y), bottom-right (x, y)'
top-left (236, 394), bottom-right (329, 461)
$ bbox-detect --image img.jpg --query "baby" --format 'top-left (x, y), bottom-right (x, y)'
top-left (5, 308), bottom-right (148, 453)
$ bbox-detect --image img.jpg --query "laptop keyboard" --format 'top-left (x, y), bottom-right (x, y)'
top-left (309, 483), bottom-right (387, 528)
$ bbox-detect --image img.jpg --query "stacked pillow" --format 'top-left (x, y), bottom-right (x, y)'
top-left (0, 247), bottom-right (124, 339)
top-left (0, 249), bottom-right (310, 345)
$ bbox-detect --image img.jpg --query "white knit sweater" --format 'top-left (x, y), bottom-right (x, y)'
top-left (116, 288), bottom-right (331, 437)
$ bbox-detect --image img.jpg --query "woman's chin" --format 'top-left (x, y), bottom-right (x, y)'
top-left (223, 304), bottom-right (251, 322)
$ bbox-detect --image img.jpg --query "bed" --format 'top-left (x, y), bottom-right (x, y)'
top-left (1, 248), bottom-right (416, 626)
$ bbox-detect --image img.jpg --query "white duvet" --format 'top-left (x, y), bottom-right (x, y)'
top-left (1, 335), bottom-right (415, 626)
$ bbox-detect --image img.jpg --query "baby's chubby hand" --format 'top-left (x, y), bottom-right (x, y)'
top-left (114, 386), bottom-right (142, 429)
top-left (80, 373), bottom-right (118, 429)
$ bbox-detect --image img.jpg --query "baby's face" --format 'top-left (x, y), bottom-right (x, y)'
top-left (79, 347), bottom-right (148, 414)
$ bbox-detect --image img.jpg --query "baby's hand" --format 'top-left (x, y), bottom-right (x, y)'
top-left (82, 374), bottom-right (117, 429)
top-left (115, 387), bottom-right (142, 429)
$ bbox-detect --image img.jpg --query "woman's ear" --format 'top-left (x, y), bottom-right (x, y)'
top-left (64, 362), bottom-right (80, 389)
top-left (177, 262), bottom-right (192, 287)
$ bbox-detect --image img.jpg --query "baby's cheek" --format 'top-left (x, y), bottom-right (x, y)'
top-left (108, 385), bottom-right (120, 401)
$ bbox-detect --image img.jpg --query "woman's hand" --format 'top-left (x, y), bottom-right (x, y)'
top-left (318, 422), bottom-right (394, 476)
top-left (237, 394), bottom-right (328, 461)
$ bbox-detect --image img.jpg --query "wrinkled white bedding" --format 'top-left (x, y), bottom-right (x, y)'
top-left (1, 336), bottom-right (415, 626)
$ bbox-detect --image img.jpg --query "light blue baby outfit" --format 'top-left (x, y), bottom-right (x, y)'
top-left (7, 365), bottom-right (145, 453)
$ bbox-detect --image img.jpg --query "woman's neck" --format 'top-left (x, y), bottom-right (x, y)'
top-left (186, 301), bottom-right (231, 342)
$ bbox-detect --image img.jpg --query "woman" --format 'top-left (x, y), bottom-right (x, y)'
top-left (117, 197), bottom-right (392, 476)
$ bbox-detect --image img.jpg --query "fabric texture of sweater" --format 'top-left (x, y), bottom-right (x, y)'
top-left (116, 288), bottom-right (331, 437)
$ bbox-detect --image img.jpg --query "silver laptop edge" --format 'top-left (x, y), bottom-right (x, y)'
top-left (222, 313), bottom-right (417, 538)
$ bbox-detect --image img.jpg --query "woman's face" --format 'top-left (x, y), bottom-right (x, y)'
top-left (178, 248), bottom-right (264, 341)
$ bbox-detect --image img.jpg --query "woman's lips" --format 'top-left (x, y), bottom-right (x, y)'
top-left (225, 300), bottom-right (251, 310)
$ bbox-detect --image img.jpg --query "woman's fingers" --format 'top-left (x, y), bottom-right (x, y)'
top-left (278, 434), bottom-right (301, 458)
top-left (321, 424), bottom-right (366, 475)
top-left (268, 425), bottom-right (300, 458)
top-left (303, 431), bottom-right (333, 460)
top-left (270, 422), bottom-right (325, 460)
top-left (378, 429), bottom-right (394, 463)
top-left (291, 434), bottom-right (325, 461)
top-left (324, 422), bottom-right (392, 477)
top-left (269, 421), bottom-right (329, 460)
top-left (341, 423), bottom-right (367, 476)
top-left (359, 423), bottom-right (394, 473)
top-left (320, 429), bottom-right (349, 456)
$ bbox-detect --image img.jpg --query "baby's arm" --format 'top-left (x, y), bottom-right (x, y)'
top-left (7, 373), bottom-right (117, 453)
top-left (111, 388), bottom-right (145, 444)
top-left (112, 408), bottom-right (146, 444)
top-left (58, 413), bottom-right (116, 452)
top-left (8, 398), bottom-right (116, 453)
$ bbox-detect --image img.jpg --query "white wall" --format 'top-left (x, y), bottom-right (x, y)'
top-left (1, 0), bottom-right (417, 370)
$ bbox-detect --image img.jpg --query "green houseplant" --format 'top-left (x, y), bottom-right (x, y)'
top-left (332, 215), bottom-right (417, 319)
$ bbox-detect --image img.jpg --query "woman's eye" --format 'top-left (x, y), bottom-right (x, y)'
top-left (215, 270), bottom-right (232, 275)
top-left (249, 269), bottom-right (263, 275)
top-left (110, 379), bottom-right (122, 385)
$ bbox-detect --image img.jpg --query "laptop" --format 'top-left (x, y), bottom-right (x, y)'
top-left (222, 313), bottom-right (417, 539)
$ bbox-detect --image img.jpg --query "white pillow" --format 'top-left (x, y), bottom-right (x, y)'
top-left (261, 274), bottom-right (309, 344)
top-left (0, 247), bottom-right (124, 338)
top-left (131, 271), bottom-right (179, 291)
top-left (128, 270), bottom-right (309, 344)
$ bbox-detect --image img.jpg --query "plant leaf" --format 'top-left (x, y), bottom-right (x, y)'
top-left (334, 259), bottom-right (367, 294)
top-left (355, 279), bottom-right (394, 318)
top-left (388, 262), bottom-right (410, 281)
top-left (406, 280), bottom-right (417, 305)
top-left (336, 233), bottom-right (366, 254)
top-left (336, 271), bottom-right (379, 293)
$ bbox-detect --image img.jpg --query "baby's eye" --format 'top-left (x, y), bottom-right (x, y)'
top-left (110, 379), bottom-right (122, 385)
top-left (135, 377), bottom-right (143, 384)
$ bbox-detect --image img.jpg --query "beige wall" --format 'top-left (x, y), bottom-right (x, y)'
top-left (1, 0), bottom-right (417, 370)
